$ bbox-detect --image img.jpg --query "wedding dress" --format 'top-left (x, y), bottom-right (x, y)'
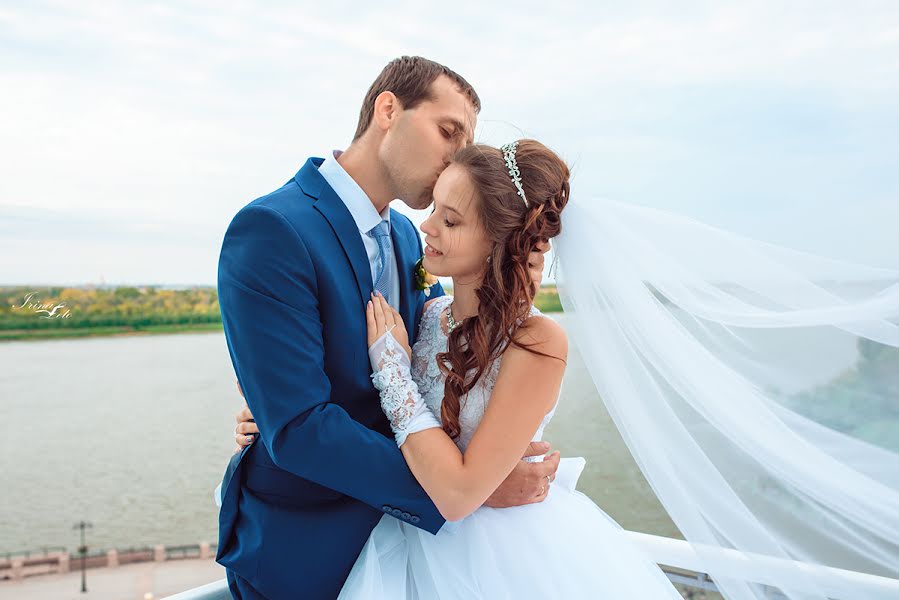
top-left (338, 295), bottom-right (684, 599)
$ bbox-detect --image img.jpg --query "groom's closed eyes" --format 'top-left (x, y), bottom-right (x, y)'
top-left (438, 118), bottom-right (473, 145)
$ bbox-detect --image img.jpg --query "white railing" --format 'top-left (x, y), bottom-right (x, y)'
top-left (163, 578), bottom-right (230, 600)
top-left (624, 531), bottom-right (899, 599)
top-left (163, 532), bottom-right (899, 600)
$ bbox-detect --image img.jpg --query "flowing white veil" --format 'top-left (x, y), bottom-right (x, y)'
top-left (554, 198), bottom-right (899, 600)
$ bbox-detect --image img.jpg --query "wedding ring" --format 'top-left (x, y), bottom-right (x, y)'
top-left (545, 475), bottom-right (552, 486)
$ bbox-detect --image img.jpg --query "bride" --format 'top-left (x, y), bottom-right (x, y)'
top-left (341, 138), bottom-right (687, 599)
top-left (237, 139), bottom-right (685, 598)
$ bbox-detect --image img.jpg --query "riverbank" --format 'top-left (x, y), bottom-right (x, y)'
top-left (0, 322), bottom-right (224, 342)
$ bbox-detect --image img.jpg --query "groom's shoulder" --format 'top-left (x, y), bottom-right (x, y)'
top-left (242, 157), bottom-right (324, 217)
top-left (248, 177), bottom-right (314, 218)
top-left (225, 190), bottom-right (307, 241)
top-left (229, 168), bottom-right (323, 235)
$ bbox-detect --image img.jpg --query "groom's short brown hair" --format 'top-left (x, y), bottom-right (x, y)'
top-left (353, 56), bottom-right (481, 141)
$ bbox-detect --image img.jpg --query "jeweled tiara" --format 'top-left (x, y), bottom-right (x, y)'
top-left (500, 141), bottom-right (528, 207)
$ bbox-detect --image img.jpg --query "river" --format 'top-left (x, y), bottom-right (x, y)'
top-left (5, 312), bottom-right (868, 554)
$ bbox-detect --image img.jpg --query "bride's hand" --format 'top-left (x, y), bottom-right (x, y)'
top-left (366, 292), bottom-right (412, 360)
top-left (233, 383), bottom-right (258, 452)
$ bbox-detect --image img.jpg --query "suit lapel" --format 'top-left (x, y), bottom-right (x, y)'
top-left (296, 159), bottom-right (373, 307)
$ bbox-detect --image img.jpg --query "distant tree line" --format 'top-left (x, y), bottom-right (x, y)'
top-left (0, 286), bottom-right (221, 331)
top-left (0, 284), bottom-right (564, 336)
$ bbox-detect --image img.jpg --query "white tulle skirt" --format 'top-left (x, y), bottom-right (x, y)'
top-left (338, 458), bottom-right (684, 599)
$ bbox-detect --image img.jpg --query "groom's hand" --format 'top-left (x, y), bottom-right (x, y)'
top-left (233, 387), bottom-right (259, 452)
top-left (527, 240), bottom-right (551, 290)
top-left (483, 441), bottom-right (560, 508)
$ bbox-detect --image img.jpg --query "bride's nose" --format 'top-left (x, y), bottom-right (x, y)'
top-left (420, 214), bottom-right (437, 237)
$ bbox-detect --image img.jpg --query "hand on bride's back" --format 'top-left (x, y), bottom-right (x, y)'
top-left (484, 442), bottom-right (561, 508)
top-left (233, 383), bottom-right (259, 452)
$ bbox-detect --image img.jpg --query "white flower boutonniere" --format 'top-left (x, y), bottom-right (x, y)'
top-left (413, 256), bottom-right (440, 297)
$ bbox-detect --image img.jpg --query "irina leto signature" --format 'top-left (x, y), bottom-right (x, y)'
top-left (12, 292), bottom-right (72, 319)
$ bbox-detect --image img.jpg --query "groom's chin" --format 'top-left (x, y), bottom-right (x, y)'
top-left (402, 189), bottom-right (434, 211)
top-left (409, 197), bottom-right (433, 211)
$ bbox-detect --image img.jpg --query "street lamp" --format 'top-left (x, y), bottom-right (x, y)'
top-left (72, 520), bottom-right (92, 593)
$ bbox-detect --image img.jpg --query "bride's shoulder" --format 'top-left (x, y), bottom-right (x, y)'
top-left (511, 313), bottom-right (567, 362)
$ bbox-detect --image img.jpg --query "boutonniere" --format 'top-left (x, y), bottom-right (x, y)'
top-left (413, 256), bottom-right (440, 297)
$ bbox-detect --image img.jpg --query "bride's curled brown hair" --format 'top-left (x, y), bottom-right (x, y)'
top-left (438, 140), bottom-right (570, 439)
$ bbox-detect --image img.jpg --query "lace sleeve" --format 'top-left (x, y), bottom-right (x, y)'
top-left (368, 331), bottom-right (442, 447)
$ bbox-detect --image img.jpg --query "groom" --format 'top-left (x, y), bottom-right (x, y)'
top-left (217, 56), bottom-right (560, 600)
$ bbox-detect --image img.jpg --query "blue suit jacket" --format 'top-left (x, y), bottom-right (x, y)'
top-left (215, 157), bottom-right (446, 599)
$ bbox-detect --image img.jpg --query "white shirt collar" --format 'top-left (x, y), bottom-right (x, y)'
top-left (318, 150), bottom-right (390, 235)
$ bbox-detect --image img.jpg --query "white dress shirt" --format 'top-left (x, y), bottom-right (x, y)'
top-left (318, 150), bottom-right (401, 311)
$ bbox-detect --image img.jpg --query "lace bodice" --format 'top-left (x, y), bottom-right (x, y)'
top-left (409, 295), bottom-right (558, 453)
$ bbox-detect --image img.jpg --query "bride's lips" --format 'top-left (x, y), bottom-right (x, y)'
top-left (424, 243), bottom-right (443, 258)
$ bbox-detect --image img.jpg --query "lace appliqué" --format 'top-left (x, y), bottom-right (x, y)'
top-left (371, 334), bottom-right (418, 433)
top-left (369, 331), bottom-right (441, 446)
top-left (411, 299), bottom-right (452, 399)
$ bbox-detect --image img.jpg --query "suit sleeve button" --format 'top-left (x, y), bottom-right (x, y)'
top-left (382, 505), bottom-right (392, 513)
top-left (391, 509), bottom-right (402, 517)
top-left (409, 516), bottom-right (420, 524)
top-left (401, 512), bottom-right (411, 520)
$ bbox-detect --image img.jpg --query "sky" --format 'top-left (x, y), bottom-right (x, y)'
top-left (2, 1), bottom-right (898, 286)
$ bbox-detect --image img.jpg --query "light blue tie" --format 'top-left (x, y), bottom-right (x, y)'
top-left (368, 220), bottom-right (393, 304)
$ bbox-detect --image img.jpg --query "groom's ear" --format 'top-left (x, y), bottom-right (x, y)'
top-left (372, 91), bottom-right (401, 132)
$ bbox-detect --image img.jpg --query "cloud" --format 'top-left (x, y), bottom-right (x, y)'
top-left (1, 1), bottom-right (898, 284)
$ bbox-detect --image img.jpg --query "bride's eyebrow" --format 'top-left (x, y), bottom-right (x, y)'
top-left (444, 205), bottom-right (464, 218)
top-left (432, 197), bottom-right (464, 218)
